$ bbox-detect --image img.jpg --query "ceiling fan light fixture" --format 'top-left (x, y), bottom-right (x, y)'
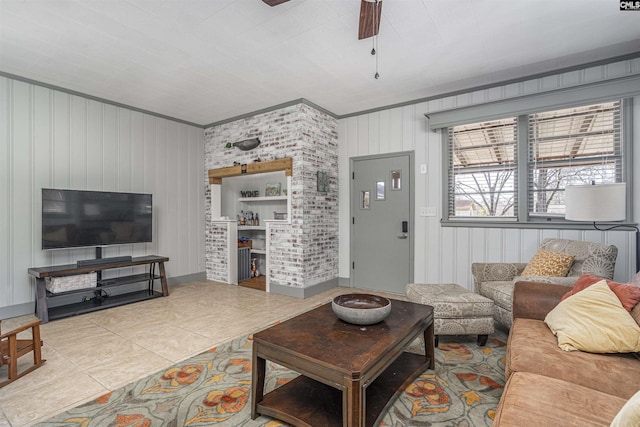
top-left (358, 0), bottom-right (382, 40)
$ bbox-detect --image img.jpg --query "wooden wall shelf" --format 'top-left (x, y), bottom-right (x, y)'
top-left (208, 158), bottom-right (293, 184)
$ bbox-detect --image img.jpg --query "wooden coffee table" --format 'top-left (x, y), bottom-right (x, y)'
top-left (251, 298), bottom-right (434, 427)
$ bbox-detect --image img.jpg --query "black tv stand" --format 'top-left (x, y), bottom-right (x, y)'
top-left (28, 255), bottom-right (169, 323)
top-left (77, 256), bottom-right (132, 267)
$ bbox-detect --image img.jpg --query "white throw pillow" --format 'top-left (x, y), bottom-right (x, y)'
top-left (610, 389), bottom-right (640, 427)
top-left (544, 280), bottom-right (640, 353)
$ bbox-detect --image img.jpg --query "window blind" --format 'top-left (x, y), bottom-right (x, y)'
top-left (448, 117), bottom-right (517, 218)
top-left (527, 100), bottom-right (622, 216)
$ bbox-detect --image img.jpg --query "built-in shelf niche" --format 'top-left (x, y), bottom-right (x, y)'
top-left (222, 171), bottom-right (288, 223)
top-left (208, 158), bottom-right (293, 221)
top-left (208, 158), bottom-right (293, 290)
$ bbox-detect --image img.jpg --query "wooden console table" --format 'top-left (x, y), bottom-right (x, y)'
top-left (28, 255), bottom-right (169, 323)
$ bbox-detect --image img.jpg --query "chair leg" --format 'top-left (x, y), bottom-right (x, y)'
top-left (7, 335), bottom-right (18, 380)
top-left (477, 334), bottom-right (488, 346)
top-left (32, 325), bottom-right (43, 366)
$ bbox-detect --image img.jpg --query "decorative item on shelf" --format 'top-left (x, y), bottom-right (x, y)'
top-left (232, 138), bottom-right (261, 151)
top-left (265, 182), bottom-right (281, 197)
top-left (565, 182), bottom-right (639, 272)
top-left (317, 171), bottom-right (329, 192)
top-left (251, 258), bottom-right (259, 277)
top-left (332, 293), bottom-right (391, 325)
top-left (240, 190), bottom-right (260, 197)
top-left (273, 211), bottom-right (287, 220)
top-left (283, 189), bottom-right (288, 196)
top-left (238, 237), bottom-right (252, 249)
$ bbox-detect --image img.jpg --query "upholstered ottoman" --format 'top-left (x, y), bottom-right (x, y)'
top-left (406, 283), bottom-right (495, 346)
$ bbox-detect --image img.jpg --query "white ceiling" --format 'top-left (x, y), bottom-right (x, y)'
top-left (1, 0), bottom-right (639, 126)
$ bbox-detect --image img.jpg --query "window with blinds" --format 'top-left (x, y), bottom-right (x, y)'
top-left (449, 117), bottom-right (517, 218)
top-left (445, 99), bottom-right (626, 224)
top-left (528, 100), bottom-right (622, 216)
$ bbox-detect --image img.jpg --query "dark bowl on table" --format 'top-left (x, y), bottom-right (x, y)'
top-left (332, 293), bottom-right (391, 325)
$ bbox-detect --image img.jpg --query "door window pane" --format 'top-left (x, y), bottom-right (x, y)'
top-left (376, 181), bottom-right (385, 200)
top-left (391, 171), bottom-right (401, 190)
top-left (361, 191), bottom-right (370, 209)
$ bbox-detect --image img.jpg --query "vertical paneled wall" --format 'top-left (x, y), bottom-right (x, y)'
top-left (339, 58), bottom-right (640, 289)
top-left (0, 76), bottom-right (206, 316)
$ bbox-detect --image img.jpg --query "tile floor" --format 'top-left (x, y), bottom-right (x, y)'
top-left (0, 280), bottom-right (402, 427)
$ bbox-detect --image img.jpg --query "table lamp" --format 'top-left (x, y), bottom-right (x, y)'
top-left (565, 182), bottom-right (639, 273)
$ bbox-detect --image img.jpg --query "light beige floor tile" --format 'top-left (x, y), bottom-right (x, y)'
top-left (83, 350), bottom-right (171, 390)
top-left (0, 347), bottom-right (107, 427)
top-left (114, 322), bottom-right (214, 362)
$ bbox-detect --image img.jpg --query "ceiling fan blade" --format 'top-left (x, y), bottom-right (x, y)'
top-left (262, 0), bottom-right (290, 6)
top-left (358, 0), bottom-right (382, 40)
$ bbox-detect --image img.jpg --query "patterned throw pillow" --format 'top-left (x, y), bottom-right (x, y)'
top-left (521, 249), bottom-right (575, 277)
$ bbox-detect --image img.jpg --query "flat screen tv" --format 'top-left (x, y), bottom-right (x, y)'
top-left (42, 189), bottom-right (152, 250)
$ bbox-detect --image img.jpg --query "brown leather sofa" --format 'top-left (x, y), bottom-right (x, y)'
top-left (493, 281), bottom-right (640, 426)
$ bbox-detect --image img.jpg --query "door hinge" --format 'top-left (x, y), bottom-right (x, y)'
top-left (352, 172), bottom-right (354, 179)
top-left (352, 217), bottom-right (354, 224)
top-left (352, 262), bottom-right (355, 269)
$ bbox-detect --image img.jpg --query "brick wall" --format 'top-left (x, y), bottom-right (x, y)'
top-left (204, 103), bottom-right (338, 289)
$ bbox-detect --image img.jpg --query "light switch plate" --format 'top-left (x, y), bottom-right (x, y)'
top-left (420, 207), bottom-right (437, 217)
top-left (420, 164), bottom-right (427, 174)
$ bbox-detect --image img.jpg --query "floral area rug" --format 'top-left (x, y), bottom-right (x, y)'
top-left (37, 331), bottom-right (507, 427)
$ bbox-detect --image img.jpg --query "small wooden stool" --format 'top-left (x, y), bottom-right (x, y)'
top-left (406, 283), bottom-right (495, 346)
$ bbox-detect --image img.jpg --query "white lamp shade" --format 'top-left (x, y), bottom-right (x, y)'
top-left (565, 183), bottom-right (626, 222)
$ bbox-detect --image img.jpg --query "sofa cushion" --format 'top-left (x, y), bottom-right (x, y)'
top-left (539, 238), bottom-right (618, 279)
top-left (493, 372), bottom-right (626, 427)
top-left (561, 274), bottom-right (640, 312)
top-left (506, 318), bottom-right (640, 399)
top-left (545, 280), bottom-right (640, 353)
top-left (611, 389), bottom-right (640, 427)
top-left (521, 249), bottom-right (574, 277)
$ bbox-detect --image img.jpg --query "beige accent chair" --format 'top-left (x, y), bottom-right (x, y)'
top-left (471, 238), bottom-right (618, 328)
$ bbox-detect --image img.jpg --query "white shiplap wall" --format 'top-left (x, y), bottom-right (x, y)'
top-left (0, 76), bottom-right (206, 316)
top-left (339, 58), bottom-right (640, 289)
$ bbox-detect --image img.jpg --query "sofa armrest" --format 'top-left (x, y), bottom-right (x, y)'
top-left (471, 262), bottom-right (528, 293)
top-left (513, 276), bottom-right (579, 287)
top-left (512, 281), bottom-right (571, 321)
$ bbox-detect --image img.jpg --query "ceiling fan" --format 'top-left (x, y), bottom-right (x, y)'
top-left (261, 0), bottom-right (382, 40)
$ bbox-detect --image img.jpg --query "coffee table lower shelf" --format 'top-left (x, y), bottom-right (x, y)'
top-left (256, 351), bottom-right (430, 427)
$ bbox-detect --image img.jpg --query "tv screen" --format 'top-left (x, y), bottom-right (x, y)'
top-left (42, 189), bottom-right (152, 250)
